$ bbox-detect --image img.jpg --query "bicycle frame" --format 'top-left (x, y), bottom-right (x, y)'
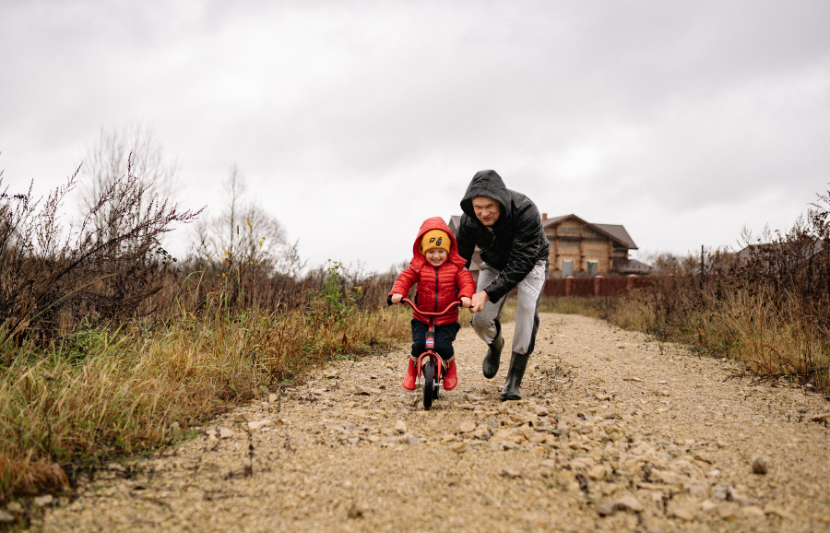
top-left (399, 298), bottom-right (461, 385)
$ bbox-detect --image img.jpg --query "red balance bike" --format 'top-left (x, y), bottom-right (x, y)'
top-left (388, 296), bottom-right (461, 410)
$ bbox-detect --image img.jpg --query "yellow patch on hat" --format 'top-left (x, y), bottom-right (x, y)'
top-left (420, 229), bottom-right (451, 254)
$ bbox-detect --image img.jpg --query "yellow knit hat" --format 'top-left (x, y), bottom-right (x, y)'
top-left (420, 230), bottom-right (451, 254)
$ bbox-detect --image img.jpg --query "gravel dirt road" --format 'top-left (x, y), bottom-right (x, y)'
top-left (33, 313), bottom-right (830, 532)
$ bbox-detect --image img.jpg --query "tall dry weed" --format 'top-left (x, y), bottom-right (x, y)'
top-left (599, 188), bottom-right (830, 391)
top-left (0, 162), bottom-right (411, 505)
top-left (0, 304), bottom-right (408, 502)
top-left (0, 161), bottom-right (200, 352)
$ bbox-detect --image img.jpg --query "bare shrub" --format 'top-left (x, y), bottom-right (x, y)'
top-left (0, 303), bottom-right (408, 501)
top-left (0, 160), bottom-right (407, 503)
top-left (604, 188), bottom-right (830, 391)
top-left (0, 157), bottom-right (201, 353)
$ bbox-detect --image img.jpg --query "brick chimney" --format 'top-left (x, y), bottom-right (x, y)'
top-left (541, 213), bottom-right (548, 221)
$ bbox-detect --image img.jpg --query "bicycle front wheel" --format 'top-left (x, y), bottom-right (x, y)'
top-left (423, 361), bottom-right (434, 410)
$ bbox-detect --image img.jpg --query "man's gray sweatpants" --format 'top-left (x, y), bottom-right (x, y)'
top-left (471, 260), bottom-right (547, 356)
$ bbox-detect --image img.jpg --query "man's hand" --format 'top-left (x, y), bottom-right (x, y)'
top-left (390, 294), bottom-right (403, 305)
top-left (470, 291), bottom-right (489, 313)
top-left (460, 297), bottom-right (471, 308)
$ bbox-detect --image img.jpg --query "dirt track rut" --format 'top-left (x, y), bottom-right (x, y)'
top-left (36, 313), bottom-right (830, 532)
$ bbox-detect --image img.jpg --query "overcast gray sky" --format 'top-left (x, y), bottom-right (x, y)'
top-left (2, 1), bottom-right (829, 271)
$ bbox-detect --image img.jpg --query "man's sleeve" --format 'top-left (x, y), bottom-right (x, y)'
top-left (483, 212), bottom-right (542, 302)
top-left (456, 217), bottom-right (476, 270)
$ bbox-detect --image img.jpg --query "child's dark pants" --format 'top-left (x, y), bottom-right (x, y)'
top-left (410, 319), bottom-right (460, 361)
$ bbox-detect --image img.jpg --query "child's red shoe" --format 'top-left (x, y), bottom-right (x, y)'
top-left (443, 358), bottom-right (458, 390)
top-left (401, 359), bottom-right (417, 391)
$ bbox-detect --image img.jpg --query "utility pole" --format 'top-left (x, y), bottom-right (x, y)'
top-left (701, 245), bottom-right (705, 276)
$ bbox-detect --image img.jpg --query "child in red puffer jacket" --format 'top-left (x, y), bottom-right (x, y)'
top-left (389, 217), bottom-right (476, 391)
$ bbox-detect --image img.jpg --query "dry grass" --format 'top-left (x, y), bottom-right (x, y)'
top-left (712, 288), bottom-right (829, 388)
top-left (1, 170), bottom-right (410, 504)
top-left (604, 284), bottom-right (830, 392)
top-left (538, 296), bottom-right (606, 318)
top-left (0, 304), bottom-right (408, 503)
top-left (560, 190), bottom-right (830, 393)
top-left (543, 284), bottom-right (830, 393)
top-left (523, 284), bottom-right (829, 393)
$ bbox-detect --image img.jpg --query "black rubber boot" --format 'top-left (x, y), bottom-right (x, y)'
top-left (501, 352), bottom-right (529, 401)
top-left (482, 322), bottom-right (503, 379)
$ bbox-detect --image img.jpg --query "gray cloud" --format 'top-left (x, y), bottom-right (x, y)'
top-left (1, 0), bottom-right (829, 269)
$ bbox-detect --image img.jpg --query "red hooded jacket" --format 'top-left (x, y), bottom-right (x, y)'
top-left (389, 217), bottom-right (476, 326)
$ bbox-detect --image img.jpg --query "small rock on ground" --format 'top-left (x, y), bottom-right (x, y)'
top-left (752, 454), bottom-right (771, 475)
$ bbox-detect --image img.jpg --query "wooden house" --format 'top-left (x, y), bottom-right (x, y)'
top-left (541, 214), bottom-right (649, 277)
top-left (449, 213), bottom-right (649, 277)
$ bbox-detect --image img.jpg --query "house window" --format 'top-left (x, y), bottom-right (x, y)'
top-left (562, 260), bottom-right (573, 276)
top-left (587, 261), bottom-right (598, 276)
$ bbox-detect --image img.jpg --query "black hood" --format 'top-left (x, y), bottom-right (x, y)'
top-left (460, 170), bottom-right (513, 225)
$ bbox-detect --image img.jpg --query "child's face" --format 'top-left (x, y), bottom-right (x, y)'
top-left (425, 248), bottom-right (448, 267)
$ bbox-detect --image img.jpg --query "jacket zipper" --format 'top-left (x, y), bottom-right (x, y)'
top-left (434, 266), bottom-right (439, 312)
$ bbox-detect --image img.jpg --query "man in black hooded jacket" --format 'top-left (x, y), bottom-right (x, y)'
top-left (457, 170), bottom-right (549, 401)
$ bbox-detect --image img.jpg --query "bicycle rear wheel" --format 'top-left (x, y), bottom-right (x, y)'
top-left (423, 361), bottom-right (434, 410)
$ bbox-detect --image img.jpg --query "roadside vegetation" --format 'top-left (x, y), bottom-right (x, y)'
top-left (532, 190), bottom-right (830, 395)
top-left (0, 162), bottom-right (408, 503)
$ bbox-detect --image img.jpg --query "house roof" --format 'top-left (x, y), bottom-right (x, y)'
top-left (544, 214), bottom-right (638, 250)
top-left (593, 224), bottom-right (638, 250)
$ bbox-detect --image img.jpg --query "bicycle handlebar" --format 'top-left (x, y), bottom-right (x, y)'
top-left (387, 296), bottom-right (463, 316)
